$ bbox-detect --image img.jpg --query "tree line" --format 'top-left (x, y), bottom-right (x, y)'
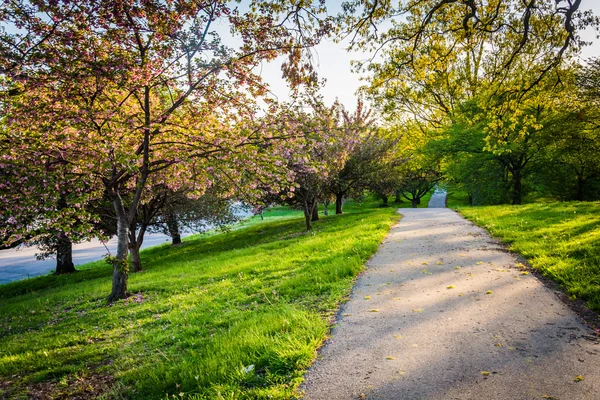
top-left (0, 0), bottom-right (594, 301)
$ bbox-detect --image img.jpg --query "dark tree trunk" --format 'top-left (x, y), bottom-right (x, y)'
top-left (259, 209), bottom-right (264, 220)
top-left (311, 204), bottom-right (319, 221)
top-left (335, 193), bottom-right (343, 214)
top-left (127, 223), bottom-right (143, 273)
top-left (512, 170), bottom-right (523, 205)
top-left (468, 193), bottom-right (474, 206)
top-left (108, 198), bottom-right (129, 302)
top-left (303, 206), bottom-right (312, 231)
top-left (166, 213), bottom-right (182, 245)
top-left (55, 233), bottom-right (75, 275)
top-left (394, 191), bottom-right (403, 203)
top-left (324, 200), bottom-right (329, 216)
top-left (381, 195), bottom-right (389, 207)
top-left (576, 175), bottom-right (585, 201)
top-left (411, 198), bottom-right (419, 208)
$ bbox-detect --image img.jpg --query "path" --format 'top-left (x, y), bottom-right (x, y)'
top-left (427, 188), bottom-right (447, 208)
top-left (300, 208), bottom-right (599, 399)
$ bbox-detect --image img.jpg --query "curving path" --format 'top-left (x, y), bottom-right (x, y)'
top-left (300, 208), bottom-right (599, 399)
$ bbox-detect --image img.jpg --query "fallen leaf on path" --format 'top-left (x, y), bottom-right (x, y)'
top-left (481, 371), bottom-right (490, 376)
top-left (412, 308), bottom-right (423, 313)
top-left (386, 356), bottom-right (395, 360)
top-left (485, 290), bottom-right (493, 295)
top-left (574, 375), bottom-right (584, 382)
top-left (369, 309), bottom-right (380, 312)
top-left (364, 296), bottom-right (371, 300)
top-left (436, 261), bottom-right (443, 265)
top-left (520, 271), bottom-right (529, 275)
top-left (455, 266), bottom-right (461, 270)
top-left (476, 261), bottom-right (483, 265)
top-left (447, 285), bottom-right (455, 289)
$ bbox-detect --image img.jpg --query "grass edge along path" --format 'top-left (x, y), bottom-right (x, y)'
top-left (454, 201), bottom-right (600, 314)
top-left (0, 199), bottom-right (399, 400)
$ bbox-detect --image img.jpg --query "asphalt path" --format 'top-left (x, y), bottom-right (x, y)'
top-left (300, 208), bottom-right (599, 399)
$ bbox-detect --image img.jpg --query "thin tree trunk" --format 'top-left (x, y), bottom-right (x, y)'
top-left (108, 196), bottom-right (129, 302)
top-left (303, 200), bottom-right (312, 231)
top-left (512, 170), bottom-right (523, 205)
top-left (166, 213), bottom-right (182, 245)
top-left (381, 195), bottom-right (389, 207)
top-left (55, 233), bottom-right (75, 275)
top-left (576, 175), bottom-right (585, 201)
top-left (411, 198), bottom-right (419, 208)
top-left (324, 200), bottom-right (329, 216)
top-left (311, 203), bottom-right (319, 221)
top-left (394, 190), bottom-right (403, 203)
top-left (335, 193), bottom-right (343, 214)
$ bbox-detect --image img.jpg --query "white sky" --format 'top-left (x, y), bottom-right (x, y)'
top-left (256, 0), bottom-right (600, 111)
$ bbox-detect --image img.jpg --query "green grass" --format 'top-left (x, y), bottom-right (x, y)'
top-left (0, 198), bottom-right (399, 399)
top-left (457, 201), bottom-right (600, 312)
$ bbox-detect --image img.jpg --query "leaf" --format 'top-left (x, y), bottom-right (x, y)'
top-left (481, 371), bottom-right (490, 376)
top-left (369, 309), bottom-right (380, 312)
top-left (364, 296), bottom-right (371, 300)
top-left (447, 285), bottom-right (455, 289)
top-left (485, 290), bottom-right (493, 294)
top-left (574, 375), bottom-right (584, 382)
top-left (386, 356), bottom-right (395, 360)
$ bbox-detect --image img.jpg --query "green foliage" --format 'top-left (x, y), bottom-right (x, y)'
top-left (458, 202), bottom-right (600, 311)
top-left (0, 199), bottom-right (398, 399)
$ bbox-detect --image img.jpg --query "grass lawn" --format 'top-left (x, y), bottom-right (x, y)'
top-left (0, 198), bottom-right (399, 399)
top-left (456, 202), bottom-right (600, 312)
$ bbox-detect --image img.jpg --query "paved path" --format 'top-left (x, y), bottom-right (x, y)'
top-left (428, 189), bottom-right (447, 208)
top-left (300, 209), bottom-right (599, 399)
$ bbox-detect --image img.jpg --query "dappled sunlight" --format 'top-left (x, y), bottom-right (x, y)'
top-left (301, 209), bottom-right (600, 399)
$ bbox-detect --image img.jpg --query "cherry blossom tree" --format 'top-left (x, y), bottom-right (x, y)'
top-left (1, 0), bottom-right (330, 301)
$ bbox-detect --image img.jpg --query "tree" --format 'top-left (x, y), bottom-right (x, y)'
top-left (281, 101), bottom-right (355, 230)
top-left (2, 0), bottom-right (330, 302)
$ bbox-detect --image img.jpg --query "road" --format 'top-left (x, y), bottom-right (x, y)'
top-left (0, 233), bottom-right (179, 285)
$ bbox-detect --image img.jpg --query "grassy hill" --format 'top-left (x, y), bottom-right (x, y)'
top-left (0, 198), bottom-right (401, 399)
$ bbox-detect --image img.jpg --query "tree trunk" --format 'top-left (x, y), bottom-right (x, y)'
top-left (311, 203), bottom-right (319, 221)
top-left (259, 209), bottom-right (264, 220)
top-left (303, 203), bottom-right (312, 231)
top-left (55, 233), bottom-right (75, 275)
top-left (108, 198), bottom-right (129, 302)
top-left (324, 200), bottom-right (329, 216)
top-left (394, 191), bottom-right (403, 203)
top-left (335, 193), bottom-right (343, 214)
top-left (468, 193), bottom-right (474, 206)
top-left (512, 170), bottom-right (523, 205)
top-left (381, 195), bottom-right (389, 207)
top-left (166, 213), bottom-right (182, 245)
top-left (411, 198), bottom-right (419, 208)
top-left (127, 223), bottom-right (143, 273)
top-left (576, 175), bottom-right (585, 201)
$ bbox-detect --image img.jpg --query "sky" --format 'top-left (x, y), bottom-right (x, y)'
top-left (256, 1), bottom-right (600, 111)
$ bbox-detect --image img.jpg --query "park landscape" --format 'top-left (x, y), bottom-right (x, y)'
top-left (1, 0), bottom-right (600, 399)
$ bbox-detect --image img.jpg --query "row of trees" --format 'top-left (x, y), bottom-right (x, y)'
top-left (349, 0), bottom-right (599, 205)
top-left (1, 0), bottom-right (593, 301)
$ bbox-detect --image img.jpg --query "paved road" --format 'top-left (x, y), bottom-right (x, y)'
top-left (428, 189), bottom-right (447, 208)
top-left (0, 233), bottom-right (178, 285)
top-left (300, 208), bottom-right (599, 399)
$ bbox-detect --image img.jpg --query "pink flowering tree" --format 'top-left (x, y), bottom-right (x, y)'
top-left (1, 0), bottom-right (330, 301)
